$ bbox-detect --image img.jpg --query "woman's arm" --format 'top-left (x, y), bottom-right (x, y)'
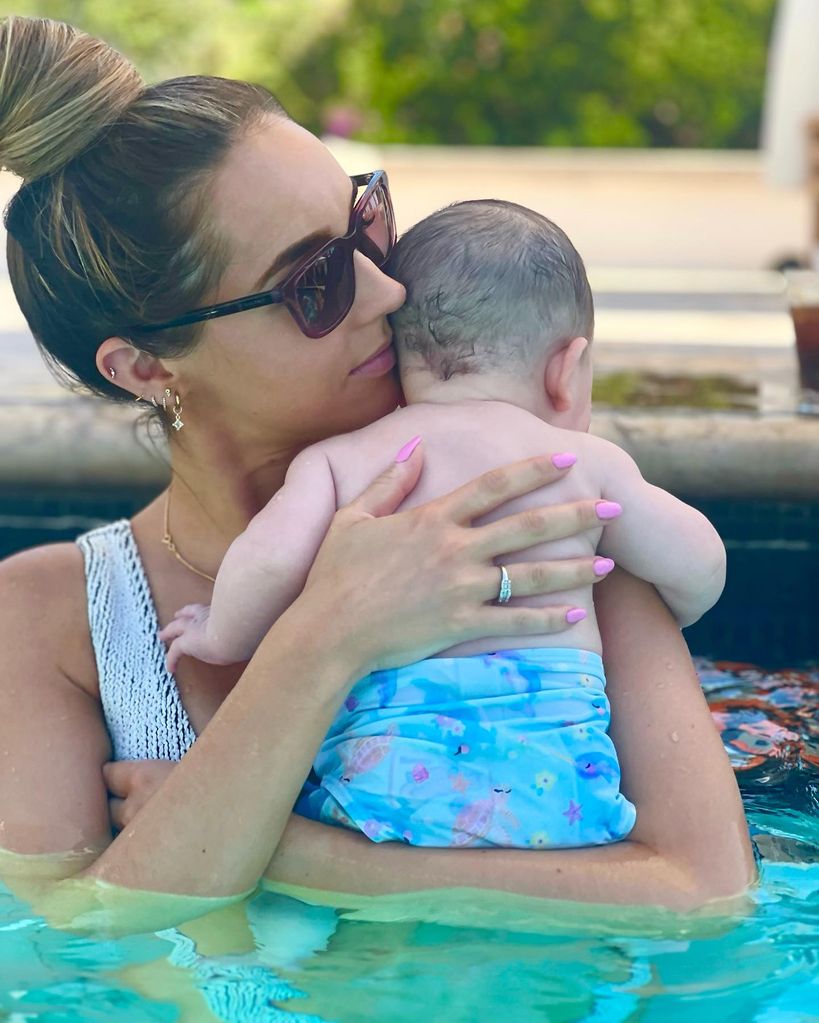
top-left (264, 570), bottom-right (756, 911)
top-left (0, 449), bottom-right (609, 910)
top-left (595, 569), bottom-right (754, 901)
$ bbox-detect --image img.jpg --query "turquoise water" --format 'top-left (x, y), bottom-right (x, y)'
top-left (2, 659), bottom-right (818, 1023)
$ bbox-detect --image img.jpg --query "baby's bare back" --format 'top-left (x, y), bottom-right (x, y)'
top-left (321, 401), bottom-right (606, 657)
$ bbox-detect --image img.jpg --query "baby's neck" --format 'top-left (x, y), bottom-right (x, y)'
top-left (401, 370), bottom-right (573, 429)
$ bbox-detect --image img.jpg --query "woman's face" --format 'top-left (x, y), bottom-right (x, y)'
top-left (176, 116), bottom-right (406, 456)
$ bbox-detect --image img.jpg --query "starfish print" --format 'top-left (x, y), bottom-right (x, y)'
top-left (451, 772), bottom-right (470, 793)
top-left (563, 799), bottom-right (583, 825)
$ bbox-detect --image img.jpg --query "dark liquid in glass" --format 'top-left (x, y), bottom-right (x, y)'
top-left (792, 305), bottom-right (819, 393)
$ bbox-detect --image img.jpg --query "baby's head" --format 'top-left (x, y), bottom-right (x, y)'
top-left (388, 199), bottom-right (594, 429)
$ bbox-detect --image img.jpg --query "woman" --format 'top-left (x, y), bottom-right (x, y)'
top-left (0, 16), bottom-right (753, 918)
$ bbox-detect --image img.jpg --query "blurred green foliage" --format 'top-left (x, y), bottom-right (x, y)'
top-left (5, 0), bottom-right (777, 147)
top-left (5, 0), bottom-right (346, 102)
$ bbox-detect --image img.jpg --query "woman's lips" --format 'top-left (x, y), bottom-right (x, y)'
top-left (349, 343), bottom-right (396, 377)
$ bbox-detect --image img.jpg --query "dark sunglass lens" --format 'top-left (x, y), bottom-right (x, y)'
top-left (359, 184), bottom-right (392, 264)
top-left (294, 250), bottom-right (331, 324)
top-left (295, 242), bottom-right (354, 332)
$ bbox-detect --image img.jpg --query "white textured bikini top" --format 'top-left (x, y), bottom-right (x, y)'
top-left (76, 520), bottom-right (196, 762)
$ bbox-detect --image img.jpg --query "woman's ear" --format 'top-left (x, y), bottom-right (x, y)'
top-left (96, 337), bottom-right (174, 401)
top-left (543, 336), bottom-right (590, 412)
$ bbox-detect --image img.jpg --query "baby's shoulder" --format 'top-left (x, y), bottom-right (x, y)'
top-left (319, 408), bottom-right (424, 461)
top-left (502, 425), bottom-right (639, 498)
top-left (569, 432), bottom-right (639, 478)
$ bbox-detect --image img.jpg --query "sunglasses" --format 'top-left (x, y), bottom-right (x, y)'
top-left (134, 170), bottom-right (396, 339)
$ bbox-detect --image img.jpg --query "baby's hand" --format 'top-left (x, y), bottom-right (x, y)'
top-left (159, 603), bottom-right (225, 674)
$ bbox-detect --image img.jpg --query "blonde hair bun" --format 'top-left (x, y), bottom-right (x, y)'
top-left (0, 16), bottom-right (143, 180)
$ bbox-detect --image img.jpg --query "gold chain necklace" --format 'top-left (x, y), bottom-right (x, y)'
top-left (161, 488), bottom-right (216, 583)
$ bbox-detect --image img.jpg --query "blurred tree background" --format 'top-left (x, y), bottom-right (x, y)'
top-left (6, 0), bottom-right (777, 148)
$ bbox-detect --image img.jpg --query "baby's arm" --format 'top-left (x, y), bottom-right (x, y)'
top-left (161, 448), bottom-right (337, 670)
top-left (590, 438), bottom-right (726, 627)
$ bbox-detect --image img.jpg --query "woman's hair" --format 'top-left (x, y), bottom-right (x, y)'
top-left (0, 16), bottom-right (287, 402)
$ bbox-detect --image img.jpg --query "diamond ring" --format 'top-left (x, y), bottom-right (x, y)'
top-left (497, 565), bottom-right (512, 604)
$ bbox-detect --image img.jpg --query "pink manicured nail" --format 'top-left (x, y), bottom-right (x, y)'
top-left (551, 452), bottom-right (577, 469)
top-left (593, 557), bottom-right (615, 576)
top-left (566, 608), bottom-right (587, 624)
top-left (395, 436), bottom-right (422, 462)
top-left (596, 501), bottom-right (622, 520)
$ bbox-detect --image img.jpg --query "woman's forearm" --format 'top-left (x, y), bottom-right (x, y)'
top-left (266, 817), bottom-right (702, 910)
top-left (85, 598), bottom-right (359, 897)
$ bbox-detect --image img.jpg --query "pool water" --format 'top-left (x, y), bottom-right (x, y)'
top-left (1, 659), bottom-right (818, 1023)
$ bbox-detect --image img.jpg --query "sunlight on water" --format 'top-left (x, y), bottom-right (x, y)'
top-left (0, 659), bottom-right (817, 1023)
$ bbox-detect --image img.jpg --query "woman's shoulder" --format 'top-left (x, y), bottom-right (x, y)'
top-left (0, 540), bottom-right (86, 606)
top-left (0, 541), bottom-right (99, 698)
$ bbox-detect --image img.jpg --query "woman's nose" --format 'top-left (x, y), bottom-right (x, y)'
top-left (383, 273), bottom-right (406, 315)
top-left (354, 250), bottom-right (406, 318)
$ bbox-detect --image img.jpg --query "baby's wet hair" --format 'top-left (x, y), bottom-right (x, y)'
top-left (387, 199), bottom-right (593, 380)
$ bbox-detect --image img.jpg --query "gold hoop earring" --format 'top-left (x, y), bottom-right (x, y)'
top-left (163, 387), bottom-right (171, 411)
top-left (171, 392), bottom-right (184, 431)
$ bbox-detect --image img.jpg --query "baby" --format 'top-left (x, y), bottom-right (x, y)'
top-left (161, 200), bottom-right (726, 850)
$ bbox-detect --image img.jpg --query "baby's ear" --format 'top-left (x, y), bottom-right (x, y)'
top-left (544, 336), bottom-right (589, 412)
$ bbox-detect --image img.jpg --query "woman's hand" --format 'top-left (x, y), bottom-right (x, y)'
top-left (294, 441), bottom-right (617, 675)
top-left (104, 760), bottom-right (176, 832)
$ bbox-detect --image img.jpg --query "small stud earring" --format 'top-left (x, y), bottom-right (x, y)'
top-left (171, 392), bottom-right (184, 431)
top-left (108, 367), bottom-right (116, 380)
